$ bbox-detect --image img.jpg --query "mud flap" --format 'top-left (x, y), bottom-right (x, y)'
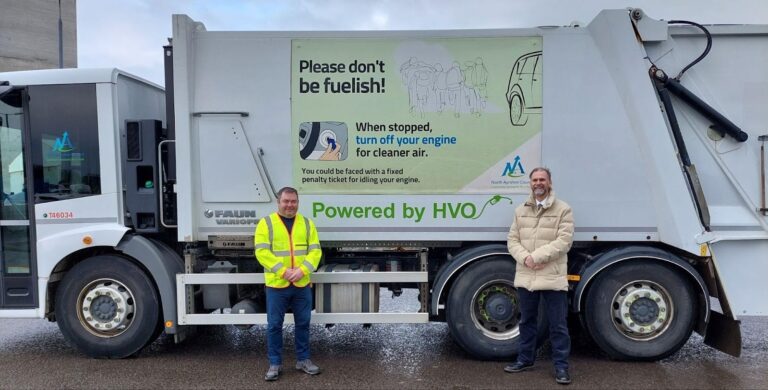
top-left (174, 325), bottom-right (197, 344)
top-left (704, 311), bottom-right (741, 357)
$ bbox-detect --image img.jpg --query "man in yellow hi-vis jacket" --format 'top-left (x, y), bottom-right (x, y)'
top-left (254, 187), bottom-right (322, 381)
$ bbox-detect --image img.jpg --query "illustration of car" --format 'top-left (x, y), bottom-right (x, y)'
top-left (506, 51), bottom-right (542, 126)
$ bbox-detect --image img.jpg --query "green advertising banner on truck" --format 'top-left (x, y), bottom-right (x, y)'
top-left (292, 37), bottom-right (542, 194)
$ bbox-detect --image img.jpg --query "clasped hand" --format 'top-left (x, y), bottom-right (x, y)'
top-left (283, 267), bottom-right (305, 283)
top-left (524, 256), bottom-right (545, 271)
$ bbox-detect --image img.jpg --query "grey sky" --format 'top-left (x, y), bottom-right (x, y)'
top-left (77, 0), bottom-right (768, 85)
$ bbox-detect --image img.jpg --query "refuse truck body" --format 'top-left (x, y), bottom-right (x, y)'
top-left (0, 8), bottom-right (765, 360)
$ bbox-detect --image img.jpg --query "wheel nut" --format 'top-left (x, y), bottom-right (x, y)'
top-left (117, 309), bottom-right (123, 313)
top-left (86, 317), bottom-right (93, 321)
top-left (83, 307), bottom-right (89, 312)
top-left (655, 298), bottom-right (661, 302)
top-left (115, 298), bottom-right (121, 303)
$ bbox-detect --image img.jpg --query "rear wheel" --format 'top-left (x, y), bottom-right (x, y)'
top-left (584, 260), bottom-right (697, 360)
top-left (55, 255), bottom-right (161, 358)
top-left (446, 257), bottom-right (546, 360)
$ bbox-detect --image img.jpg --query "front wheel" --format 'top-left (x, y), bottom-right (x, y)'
top-left (55, 255), bottom-right (161, 358)
top-left (446, 257), bottom-right (546, 360)
top-left (508, 93), bottom-right (527, 126)
top-left (584, 260), bottom-right (697, 360)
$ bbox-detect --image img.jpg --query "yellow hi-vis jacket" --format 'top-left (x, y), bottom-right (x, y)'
top-left (254, 212), bottom-right (322, 288)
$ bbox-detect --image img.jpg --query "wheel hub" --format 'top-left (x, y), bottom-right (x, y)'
top-left (471, 281), bottom-right (520, 341)
top-left (629, 297), bottom-right (659, 324)
top-left (78, 279), bottom-right (136, 337)
top-left (91, 295), bottom-right (118, 321)
top-left (612, 282), bottom-right (671, 339)
top-left (484, 293), bottom-right (516, 323)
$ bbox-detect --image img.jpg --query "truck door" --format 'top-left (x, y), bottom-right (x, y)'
top-left (0, 87), bottom-right (36, 308)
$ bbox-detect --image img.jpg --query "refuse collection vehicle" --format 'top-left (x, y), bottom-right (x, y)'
top-left (0, 7), bottom-right (765, 361)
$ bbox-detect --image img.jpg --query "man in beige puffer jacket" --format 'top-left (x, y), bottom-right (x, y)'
top-left (504, 167), bottom-right (574, 385)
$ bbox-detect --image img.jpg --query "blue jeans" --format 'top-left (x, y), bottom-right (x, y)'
top-left (266, 285), bottom-right (313, 365)
top-left (516, 288), bottom-right (570, 370)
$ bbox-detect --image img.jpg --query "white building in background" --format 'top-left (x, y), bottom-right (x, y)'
top-left (0, 0), bottom-right (77, 71)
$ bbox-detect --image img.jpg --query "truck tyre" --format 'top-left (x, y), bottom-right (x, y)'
top-left (145, 319), bottom-right (166, 349)
top-left (446, 257), bottom-right (546, 360)
top-left (55, 255), bottom-right (161, 358)
top-left (584, 260), bottom-right (696, 360)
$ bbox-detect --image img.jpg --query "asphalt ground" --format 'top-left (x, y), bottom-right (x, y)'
top-left (0, 291), bottom-right (766, 389)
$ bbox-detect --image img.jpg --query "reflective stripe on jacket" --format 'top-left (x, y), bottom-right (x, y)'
top-left (254, 212), bottom-right (322, 288)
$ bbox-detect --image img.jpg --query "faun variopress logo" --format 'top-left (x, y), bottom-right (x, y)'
top-left (204, 209), bottom-right (259, 225)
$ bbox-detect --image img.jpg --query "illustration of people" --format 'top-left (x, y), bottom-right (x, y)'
top-left (400, 57), bottom-right (418, 84)
top-left (463, 60), bottom-right (480, 116)
top-left (399, 56), bottom-right (488, 118)
top-left (445, 61), bottom-right (464, 117)
top-left (475, 57), bottom-right (488, 106)
top-left (410, 65), bottom-right (434, 118)
top-left (433, 63), bottom-right (448, 113)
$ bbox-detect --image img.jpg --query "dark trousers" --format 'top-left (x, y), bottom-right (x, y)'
top-left (517, 287), bottom-right (570, 370)
top-left (266, 285), bottom-right (312, 365)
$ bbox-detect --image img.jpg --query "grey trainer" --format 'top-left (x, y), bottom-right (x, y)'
top-left (264, 365), bottom-right (282, 381)
top-left (295, 359), bottom-right (321, 375)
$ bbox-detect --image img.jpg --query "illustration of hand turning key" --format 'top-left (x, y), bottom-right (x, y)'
top-left (319, 141), bottom-right (342, 160)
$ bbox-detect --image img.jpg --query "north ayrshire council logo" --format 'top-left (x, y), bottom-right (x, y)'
top-left (52, 131), bottom-right (75, 153)
top-left (501, 155), bottom-right (525, 177)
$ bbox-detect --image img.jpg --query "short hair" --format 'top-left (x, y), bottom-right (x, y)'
top-left (529, 167), bottom-right (551, 180)
top-left (277, 186), bottom-right (298, 199)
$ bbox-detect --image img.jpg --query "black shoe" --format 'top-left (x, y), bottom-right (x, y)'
top-left (504, 361), bottom-right (534, 373)
top-left (555, 368), bottom-right (571, 385)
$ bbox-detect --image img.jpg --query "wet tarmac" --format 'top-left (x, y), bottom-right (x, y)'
top-left (0, 290), bottom-right (766, 389)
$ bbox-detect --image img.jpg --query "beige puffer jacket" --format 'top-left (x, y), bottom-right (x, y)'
top-left (507, 191), bottom-right (574, 291)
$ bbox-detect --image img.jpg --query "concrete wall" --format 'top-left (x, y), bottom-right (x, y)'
top-left (0, 0), bottom-right (77, 71)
